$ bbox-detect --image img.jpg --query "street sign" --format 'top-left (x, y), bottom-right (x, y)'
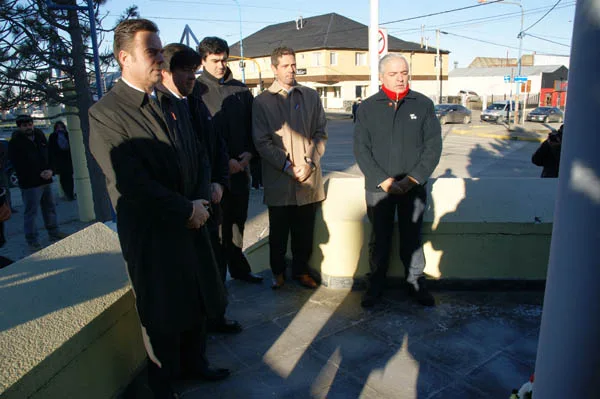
top-left (504, 75), bottom-right (511, 83)
top-left (514, 76), bottom-right (527, 83)
top-left (378, 28), bottom-right (388, 56)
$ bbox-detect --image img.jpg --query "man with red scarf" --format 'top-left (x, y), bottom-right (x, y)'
top-left (354, 53), bottom-right (442, 308)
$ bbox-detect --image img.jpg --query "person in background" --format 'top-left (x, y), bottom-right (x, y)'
top-left (352, 97), bottom-right (362, 123)
top-left (532, 124), bottom-right (563, 178)
top-left (9, 114), bottom-right (67, 251)
top-left (48, 121), bottom-right (75, 201)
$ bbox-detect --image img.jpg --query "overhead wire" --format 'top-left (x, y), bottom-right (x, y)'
top-left (525, 32), bottom-right (570, 47)
top-left (522, 0), bottom-right (563, 33)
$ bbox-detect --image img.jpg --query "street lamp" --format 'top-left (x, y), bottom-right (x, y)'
top-left (232, 0), bottom-right (245, 84)
top-left (46, 0), bottom-right (103, 99)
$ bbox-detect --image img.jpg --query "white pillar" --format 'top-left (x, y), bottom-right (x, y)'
top-left (65, 105), bottom-right (95, 222)
top-left (534, 1), bottom-right (600, 396)
top-left (369, 0), bottom-right (379, 96)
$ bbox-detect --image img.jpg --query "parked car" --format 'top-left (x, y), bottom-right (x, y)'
top-left (0, 139), bottom-right (17, 188)
top-left (480, 101), bottom-right (523, 123)
top-left (435, 104), bottom-right (472, 125)
top-left (526, 107), bottom-right (564, 123)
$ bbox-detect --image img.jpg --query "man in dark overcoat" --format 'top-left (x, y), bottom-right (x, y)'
top-left (195, 37), bottom-right (263, 286)
top-left (89, 19), bottom-right (228, 398)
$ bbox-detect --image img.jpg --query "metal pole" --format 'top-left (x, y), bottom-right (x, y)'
top-left (436, 29), bottom-right (440, 104)
top-left (515, 4), bottom-right (523, 125)
top-left (233, 0), bottom-right (245, 83)
top-left (369, 0), bottom-right (379, 96)
top-left (534, 1), bottom-right (600, 396)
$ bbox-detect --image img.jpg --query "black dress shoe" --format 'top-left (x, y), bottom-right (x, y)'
top-left (234, 272), bottom-right (264, 284)
top-left (208, 318), bottom-right (243, 334)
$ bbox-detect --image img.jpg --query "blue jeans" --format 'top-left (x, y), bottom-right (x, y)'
top-left (21, 184), bottom-right (58, 244)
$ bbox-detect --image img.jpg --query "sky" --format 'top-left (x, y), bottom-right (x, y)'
top-left (98, 0), bottom-right (576, 69)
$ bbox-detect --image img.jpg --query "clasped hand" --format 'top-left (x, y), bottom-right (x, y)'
top-left (187, 199), bottom-right (210, 229)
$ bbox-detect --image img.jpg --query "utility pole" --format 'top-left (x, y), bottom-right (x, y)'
top-left (233, 0), bottom-right (245, 83)
top-left (369, 0), bottom-right (379, 96)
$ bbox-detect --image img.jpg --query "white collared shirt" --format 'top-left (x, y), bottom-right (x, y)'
top-left (121, 77), bottom-right (157, 99)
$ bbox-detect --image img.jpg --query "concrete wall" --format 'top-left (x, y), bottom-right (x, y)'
top-left (246, 177), bottom-right (556, 286)
top-left (0, 223), bottom-right (145, 399)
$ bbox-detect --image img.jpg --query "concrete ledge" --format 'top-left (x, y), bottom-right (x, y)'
top-left (0, 223), bottom-right (145, 399)
top-left (308, 177), bottom-right (556, 285)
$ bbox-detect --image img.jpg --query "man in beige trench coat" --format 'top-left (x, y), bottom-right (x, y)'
top-left (252, 46), bottom-right (327, 290)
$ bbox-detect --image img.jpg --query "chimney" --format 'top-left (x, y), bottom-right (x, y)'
top-left (296, 16), bottom-right (304, 30)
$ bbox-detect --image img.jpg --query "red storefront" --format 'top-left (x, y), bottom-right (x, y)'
top-left (540, 80), bottom-right (568, 108)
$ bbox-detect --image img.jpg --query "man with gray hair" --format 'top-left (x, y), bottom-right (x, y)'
top-left (354, 53), bottom-right (442, 308)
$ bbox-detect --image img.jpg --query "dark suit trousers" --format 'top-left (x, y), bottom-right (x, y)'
top-left (146, 322), bottom-right (208, 397)
top-left (221, 187), bottom-right (252, 278)
top-left (268, 203), bottom-right (317, 276)
top-left (366, 185), bottom-right (427, 297)
top-left (59, 172), bottom-right (74, 199)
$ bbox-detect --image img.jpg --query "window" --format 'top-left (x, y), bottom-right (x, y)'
top-left (355, 52), bottom-right (367, 66)
top-left (316, 87), bottom-right (325, 98)
top-left (313, 52), bottom-right (322, 66)
top-left (333, 86), bottom-right (341, 98)
top-left (329, 52), bottom-right (338, 65)
top-left (355, 85), bottom-right (368, 98)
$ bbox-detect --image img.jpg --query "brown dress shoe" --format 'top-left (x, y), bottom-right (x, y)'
top-left (295, 274), bottom-right (318, 289)
top-left (271, 274), bottom-right (285, 289)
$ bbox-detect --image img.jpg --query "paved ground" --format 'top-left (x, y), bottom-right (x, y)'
top-left (122, 278), bottom-right (542, 399)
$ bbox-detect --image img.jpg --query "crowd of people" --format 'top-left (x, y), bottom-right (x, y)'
top-left (84, 17), bottom-right (445, 398)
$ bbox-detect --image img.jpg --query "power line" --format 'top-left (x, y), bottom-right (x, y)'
top-left (380, 0), bottom-right (503, 25)
top-left (441, 31), bottom-right (568, 56)
top-left (522, 0), bottom-right (562, 33)
top-left (388, 2), bottom-right (575, 35)
top-left (525, 32), bottom-right (570, 47)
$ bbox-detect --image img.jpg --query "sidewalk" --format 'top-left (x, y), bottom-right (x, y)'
top-left (122, 276), bottom-right (542, 399)
top-left (0, 182), bottom-right (93, 263)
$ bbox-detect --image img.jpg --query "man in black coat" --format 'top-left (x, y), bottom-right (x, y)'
top-left (89, 19), bottom-right (228, 398)
top-left (195, 37), bottom-right (263, 286)
top-left (354, 54), bottom-right (442, 309)
top-left (532, 124), bottom-right (563, 177)
top-left (9, 115), bottom-right (67, 251)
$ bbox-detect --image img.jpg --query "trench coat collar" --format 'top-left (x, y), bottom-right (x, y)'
top-left (267, 79), bottom-right (301, 96)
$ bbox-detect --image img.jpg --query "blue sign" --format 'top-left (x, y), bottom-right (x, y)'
top-left (515, 76), bottom-right (527, 83)
top-left (504, 75), bottom-right (511, 83)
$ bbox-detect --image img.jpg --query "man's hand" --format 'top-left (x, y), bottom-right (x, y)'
top-left (293, 164), bottom-right (313, 182)
top-left (391, 176), bottom-right (417, 195)
top-left (187, 199), bottom-right (210, 229)
top-left (379, 177), bottom-right (396, 193)
top-left (229, 159), bottom-right (243, 175)
top-left (211, 183), bottom-right (223, 204)
top-left (237, 152), bottom-right (253, 169)
top-left (40, 169), bottom-right (53, 180)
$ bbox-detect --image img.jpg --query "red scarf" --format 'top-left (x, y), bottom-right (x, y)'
top-left (382, 84), bottom-right (410, 102)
